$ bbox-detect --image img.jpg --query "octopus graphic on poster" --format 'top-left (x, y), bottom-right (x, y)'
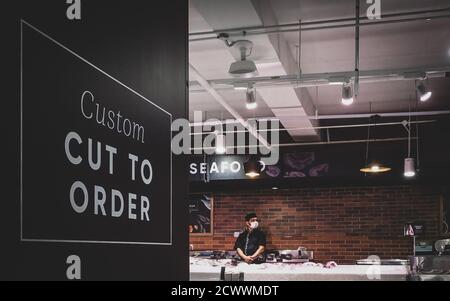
top-left (189, 195), bottom-right (212, 234)
top-left (264, 152), bottom-right (330, 178)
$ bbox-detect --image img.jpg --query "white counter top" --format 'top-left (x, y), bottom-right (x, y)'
top-left (190, 258), bottom-right (410, 281)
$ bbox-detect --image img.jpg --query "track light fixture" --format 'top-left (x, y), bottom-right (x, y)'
top-left (416, 81), bottom-right (432, 102)
top-left (246, 86), bottom-right (257, 110)
top-left (215, 132), bottom-right (226, 154)
top-left (341, 83), bottom-right (354, 106)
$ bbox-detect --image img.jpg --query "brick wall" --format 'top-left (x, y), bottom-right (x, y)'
top-left (190, 185), bottom-right (442, 264)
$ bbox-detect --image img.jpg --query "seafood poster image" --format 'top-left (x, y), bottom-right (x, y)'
top-left (189, 195), bottom-right (213, 234)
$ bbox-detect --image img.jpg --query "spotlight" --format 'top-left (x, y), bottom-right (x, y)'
top-left (246, 88), bottom-right (257, 110)
top-left (404, 158), bottom-right (416, 178)
top-left (341, 83), bottom-right (354, 106)
top-left (416, 82), bottom-right (432, 102)
top-left (215, 133), bottom-right (226, 154)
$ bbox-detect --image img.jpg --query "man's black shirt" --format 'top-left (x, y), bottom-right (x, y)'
top-left (234, 229), bottom-right (266, 256)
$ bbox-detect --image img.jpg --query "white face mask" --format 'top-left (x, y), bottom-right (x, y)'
top-left (250, 221), bottom-right (259, 229)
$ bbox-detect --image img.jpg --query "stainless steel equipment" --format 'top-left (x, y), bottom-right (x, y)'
top-left (190, 247), bottom-right (314, 263)
top-left (434, 239), bottom-right (450, 255)
top-left (272, 247), bottom-right (314, 263)
top-left (409, 255), bottom-right (450, 281)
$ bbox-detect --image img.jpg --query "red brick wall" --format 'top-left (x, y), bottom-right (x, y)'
top-left (190, 185), bottom-right (442, 264)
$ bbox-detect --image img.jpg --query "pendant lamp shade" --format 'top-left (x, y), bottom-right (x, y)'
top-left (360, 114), bottom-right (391, 174)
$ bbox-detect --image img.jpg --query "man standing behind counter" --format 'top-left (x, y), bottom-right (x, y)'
top-left (234, 213), bottom-right (267, 264)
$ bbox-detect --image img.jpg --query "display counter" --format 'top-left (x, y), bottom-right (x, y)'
top-left (190, 258), bottom-right (410, 281)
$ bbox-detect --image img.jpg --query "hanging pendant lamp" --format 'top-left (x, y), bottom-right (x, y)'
top-left (244, 156), bottom-right (262, 178)
top-left (360, 114), bottom-right (392, 174)
top-left (403, 98), bottom-right (416, 178)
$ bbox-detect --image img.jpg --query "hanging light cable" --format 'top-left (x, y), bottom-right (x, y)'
top-left (404, 96), bottom-right (416, 177)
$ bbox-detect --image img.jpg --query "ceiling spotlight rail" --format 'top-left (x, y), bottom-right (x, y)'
top-left (190, 137), bottom-right (418, 152)
top-left (262, 110), bottom-right (450, 121)
top-left (189, 7), bottom-right (450, 42)
top-left (189, 120), bottom-right (436, 136)
top-left (243, 14), bottom-right (450, 38)
top-left (189, 110), bottom-right (449, 128)
top-left (189, 66), bottom-right (450, 91)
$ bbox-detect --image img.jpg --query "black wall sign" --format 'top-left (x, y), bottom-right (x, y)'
top-left (21, 22), bottom-right (172, 245)
top-left (189, 151), bottom-right (338, 182)
top-left (2, 0), bottom-right (188, 280)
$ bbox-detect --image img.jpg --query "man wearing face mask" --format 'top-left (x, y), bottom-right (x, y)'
top-left (234, 213), bottom-right (267, 264)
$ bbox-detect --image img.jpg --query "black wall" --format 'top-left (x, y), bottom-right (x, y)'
top-left (1, 1), bottom-right (188, 280)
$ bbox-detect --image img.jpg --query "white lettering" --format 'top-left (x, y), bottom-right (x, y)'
top-left (105, 145), bottom-right (117, 175)
top-left (88, 138), bottom-right (101, 171)
top-left (80, 91), bottom-right (93, 119)
top-left (230, 161), bottom-right (241, 173)
top-left (141, 196), bottom-right (150, 221)
top-left (190, 163), bottom-right (197, 175)
top-left (129, 153), bottom-right (139, 181)
top-left (128, 193), bottom-right (137, 220)
top-left (94, 185), bottom-right (107, 216)
top-left (65, 132), bottom-right (82, 165)
top-left (111, 189), bottom-right (124, 218)
top-left (210, 162), bottom-right (219, 174)
top-left (70, 181), bottom-right (88, 214)
top-left (140, 159), bottom-right (153, 185)
top-left (199, 163), bottom-right (207, 174)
